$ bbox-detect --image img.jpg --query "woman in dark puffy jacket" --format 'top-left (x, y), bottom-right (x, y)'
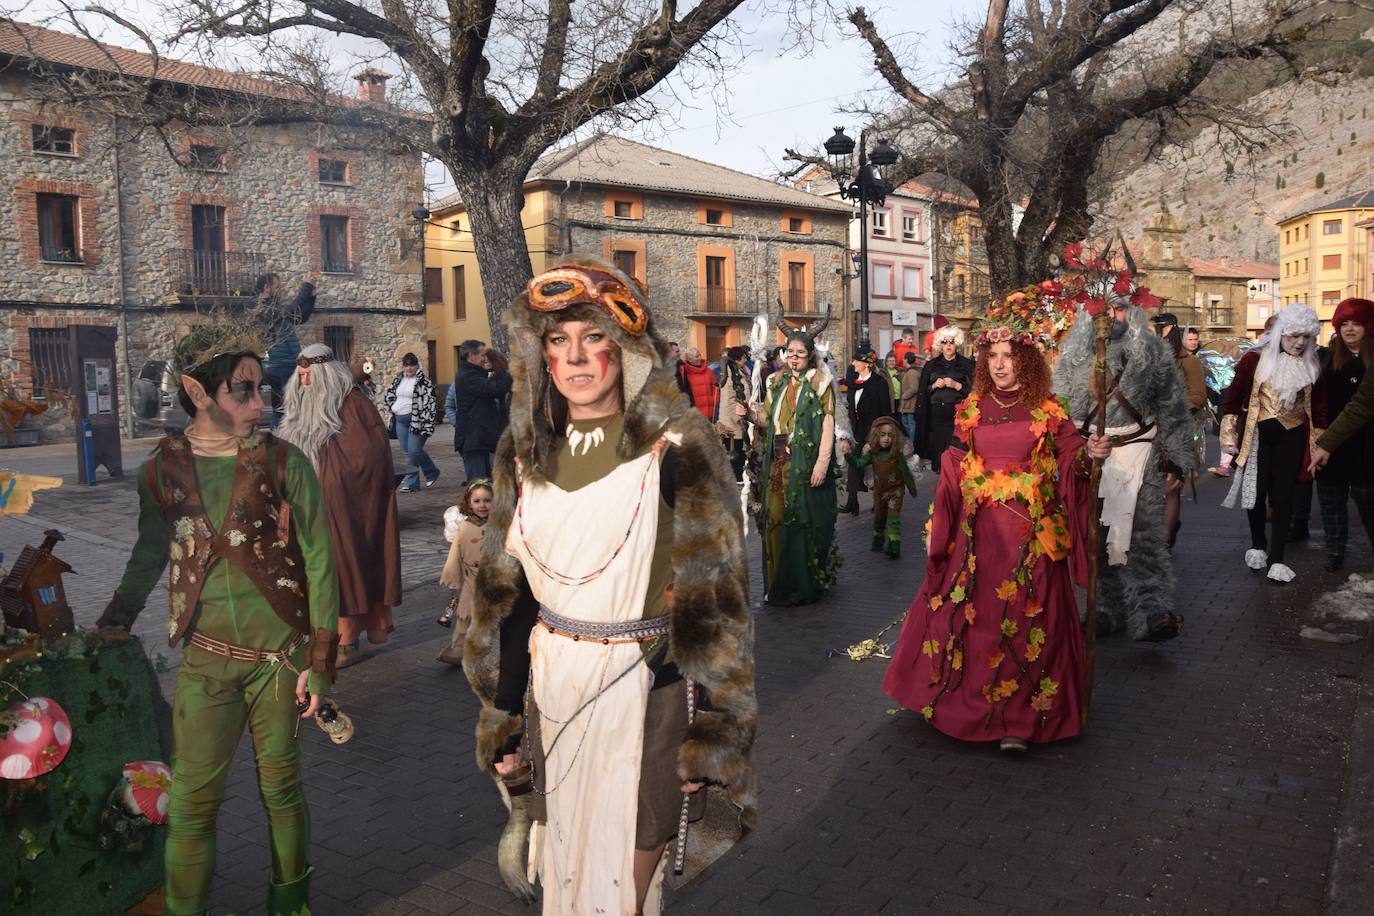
top-left (1312, 297), bottom-right (1374, 571)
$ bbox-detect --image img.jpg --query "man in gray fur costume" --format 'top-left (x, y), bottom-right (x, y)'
top-left (1054, 298), bottom-right (1197, 641)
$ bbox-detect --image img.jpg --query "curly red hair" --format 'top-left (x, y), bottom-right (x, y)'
top-left (972, 340), bottom-right (1052, 406)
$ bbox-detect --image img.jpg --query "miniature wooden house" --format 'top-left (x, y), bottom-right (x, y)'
top-left (0, 529), bottom-right (75, 638)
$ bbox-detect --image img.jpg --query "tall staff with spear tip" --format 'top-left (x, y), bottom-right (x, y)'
top-left (1081, 305), bottom-right (1112, 727)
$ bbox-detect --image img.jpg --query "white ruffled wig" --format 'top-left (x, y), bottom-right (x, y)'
top-left (934, 325), bottom-right (965, 348)
top-left (1256, 302), bottom-right (1320, 389)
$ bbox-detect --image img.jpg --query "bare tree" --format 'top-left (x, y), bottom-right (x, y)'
top-left (787, 1), bottom-right (1353, 293)
top-left (13, 1), bottom-right (753, 345)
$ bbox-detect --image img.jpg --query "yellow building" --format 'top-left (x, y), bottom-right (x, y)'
top-left (1277, 189), bottom-right (1374, 336)
top-left (421, 191), bottom-right (561, 384)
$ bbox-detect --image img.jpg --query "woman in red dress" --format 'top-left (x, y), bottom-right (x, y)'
top-left (883, 324), bottom-right (1110, 752)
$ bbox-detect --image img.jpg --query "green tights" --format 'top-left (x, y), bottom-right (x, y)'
top-left (165, 644), bottom-right (311, 915)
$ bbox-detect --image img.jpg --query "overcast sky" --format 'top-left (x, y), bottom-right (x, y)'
top-left (10, 0), bottom-right (983, 199)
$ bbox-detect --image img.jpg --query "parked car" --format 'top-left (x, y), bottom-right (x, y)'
top-left (132, 359), bottom-right (272, 435)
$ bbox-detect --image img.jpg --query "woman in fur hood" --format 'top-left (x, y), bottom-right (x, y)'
top-left (463, 259), bottom-right (755, 915)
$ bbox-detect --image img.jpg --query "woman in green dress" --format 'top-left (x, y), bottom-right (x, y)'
top-left (744, 321), bottom-right (840, 605)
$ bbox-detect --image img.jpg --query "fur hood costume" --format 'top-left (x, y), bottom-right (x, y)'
top-left (464, 258), bottom-right (757, 827)
top-left (1053, 303), bottom-right (1196, 641)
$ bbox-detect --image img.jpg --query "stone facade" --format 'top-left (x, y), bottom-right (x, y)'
top-left (556, 186), bottom-right (849, 358)
top-left (1, 66), bottom-right (425, 443)
top-left (425, 136), bottom-right (852, 381)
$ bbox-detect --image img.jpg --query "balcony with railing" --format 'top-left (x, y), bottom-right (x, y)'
top-left (695, 286), bottom-right (738, 314)
top-left (175, 248), bottom-right (266, 300)
top-left (782, 288), bottom-right (823, 315)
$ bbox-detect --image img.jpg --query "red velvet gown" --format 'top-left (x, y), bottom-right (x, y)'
top-left (883, 402), bottom-right (1093, 743)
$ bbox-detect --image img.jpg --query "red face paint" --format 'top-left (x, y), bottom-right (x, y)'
top-left (547, 356), bottom-right (560, 376)
top-left (594, 350), bottom-right (611, 377)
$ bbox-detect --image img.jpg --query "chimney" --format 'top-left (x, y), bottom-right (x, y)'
top-left (354, 68), bottom-right (392, 104)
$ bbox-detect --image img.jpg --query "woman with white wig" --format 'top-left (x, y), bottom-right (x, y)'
top-left (1219, 302), bottom-right (1321, 583)
top-left (914, 324), bottom-right (974, 472)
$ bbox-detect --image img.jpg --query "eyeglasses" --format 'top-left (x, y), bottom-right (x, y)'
top-left (526, 266), bottom-right (648, 336)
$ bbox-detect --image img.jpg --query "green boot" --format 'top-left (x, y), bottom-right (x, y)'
top-left (266, 865), bottom-right (313, 916)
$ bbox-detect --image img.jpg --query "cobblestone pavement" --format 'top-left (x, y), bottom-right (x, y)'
top-left (4, 440), bottom-right (1372, 915)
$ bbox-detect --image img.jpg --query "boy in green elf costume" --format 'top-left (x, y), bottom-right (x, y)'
top-left (98, 325), bottom-right (339, 916)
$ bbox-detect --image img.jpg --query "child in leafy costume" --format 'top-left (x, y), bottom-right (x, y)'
top-left (98, 325), bottom-right (339, 916)
top-left (846, 416), bottom-right (917, 557)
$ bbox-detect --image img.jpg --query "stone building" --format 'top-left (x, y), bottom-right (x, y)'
top-left (0, 21), bottom-right (426, 443)
top-left (1125, 211), bottom-right (1278, 341)
top-left (424, 134), bottom-right (850, 382)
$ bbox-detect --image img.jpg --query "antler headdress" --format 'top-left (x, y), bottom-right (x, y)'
top-left (775, 300), bottom-right (832, 351)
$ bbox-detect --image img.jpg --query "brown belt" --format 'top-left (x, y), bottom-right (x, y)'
top-left (187, 630), bottom-right (306, 664)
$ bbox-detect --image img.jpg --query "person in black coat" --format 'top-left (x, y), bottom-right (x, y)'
top-left (915, 325), bottom-right (974, 473)
top-left (453, 338), bottom-right (513, 482)
top-left (1312, 298), bottom-right (1374, 571)
top-left (843, 347), bottom-right (894, 514)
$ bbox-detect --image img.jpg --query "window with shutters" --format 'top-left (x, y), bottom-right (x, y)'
top-left (323, 326), bottom-right (355, 364)
top-left (1322, 254), bottom-right (1342, 271)
top-left (37, 194), bottom-right (81, 263)
top-left (424, 267), bottom-right (443, 303)
top-left (189, 145), bottom-right (226, 171)
top-left (32, 124), bottom-right (75, 155)
top-left (318, 158), bottom-right (348, 184)
top-left (452, 265), bottom-right (466, 320)
top-left (321, 216), bottom-right (351, 273)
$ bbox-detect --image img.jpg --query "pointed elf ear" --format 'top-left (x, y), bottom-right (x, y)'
top-left (180, 373), bottom-right (211, 409)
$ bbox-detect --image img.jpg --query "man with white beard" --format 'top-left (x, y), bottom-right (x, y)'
top-left (1220, 302), bottom-right (1322, 583)
top-left (278, 344), bottom-right (402, 663)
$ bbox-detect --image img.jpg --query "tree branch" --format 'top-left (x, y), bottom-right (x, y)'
top-left (847, 5), bottom-right (963, 132)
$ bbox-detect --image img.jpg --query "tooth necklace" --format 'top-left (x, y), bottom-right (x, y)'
top-left (566, 423), bottom-right (606, 457)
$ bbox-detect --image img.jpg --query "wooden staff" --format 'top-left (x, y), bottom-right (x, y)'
top-left (1081, 310), bottom-right (1112, 728)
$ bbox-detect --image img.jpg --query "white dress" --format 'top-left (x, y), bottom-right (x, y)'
top-left (506, 445), bottom-right (665, 916)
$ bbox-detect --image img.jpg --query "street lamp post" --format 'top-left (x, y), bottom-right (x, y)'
top-left (822, 127), bottom-right (899, 354)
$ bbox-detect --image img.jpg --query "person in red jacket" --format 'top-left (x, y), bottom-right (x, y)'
top-left (678, 346), bottom-right (720, 420)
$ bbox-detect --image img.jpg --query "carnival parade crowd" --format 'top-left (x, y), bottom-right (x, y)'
top-left (94, 253), bottom-right (1374, 915)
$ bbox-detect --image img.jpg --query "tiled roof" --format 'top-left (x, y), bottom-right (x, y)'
top-left (2, 19), bottom-right (341, 104)
top-left (1280, 189), bottom-right (1374, 223)
top-left (1184, 256), bottom-right (1279, 279)
top-left (504, 134), bottom-right (851, 213)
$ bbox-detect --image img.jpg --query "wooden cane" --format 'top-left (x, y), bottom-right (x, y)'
top-left (1081, 311), bottom-right (1112, 728)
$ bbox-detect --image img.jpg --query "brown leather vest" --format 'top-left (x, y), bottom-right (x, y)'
top-left (146, 433), bottom-right (310, 647)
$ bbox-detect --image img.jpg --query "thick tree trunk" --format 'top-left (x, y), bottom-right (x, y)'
top-left (448, 164), bottom-right (534, 353)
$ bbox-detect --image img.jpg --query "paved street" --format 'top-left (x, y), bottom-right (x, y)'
top-left (3, 440), bottom-right (1372, 915)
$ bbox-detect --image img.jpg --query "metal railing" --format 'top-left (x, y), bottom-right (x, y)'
top-left (29, 327), bottom-right (71, 397)
top-left (1206, 307), bottom-right (1233, 328)
top-left (696, 286), bottom-right (737, 313)
top-left (323, 258), bottom-right (356, 275)
top-left (40, 245), bottom-right (83, 264)
top-left (175, 248), bottom-right (266, 297)
top-left (784, 289), bottom-right (821, 313)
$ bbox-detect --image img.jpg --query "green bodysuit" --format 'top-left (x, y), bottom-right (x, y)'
top-left (105, 435), bottom-right (338, 916)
